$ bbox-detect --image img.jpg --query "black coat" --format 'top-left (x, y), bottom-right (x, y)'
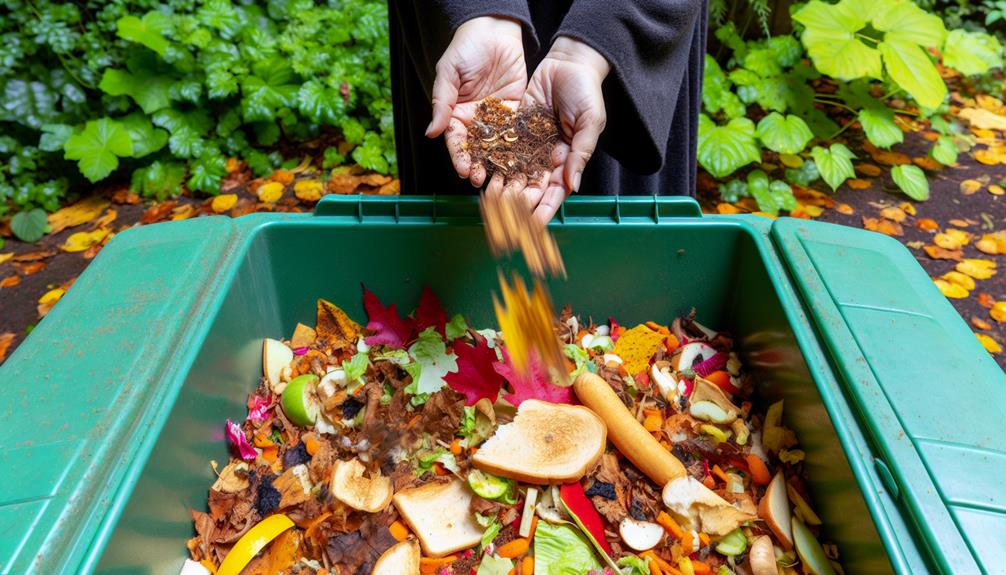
top-left (389, 0), bottom-right (707, 197)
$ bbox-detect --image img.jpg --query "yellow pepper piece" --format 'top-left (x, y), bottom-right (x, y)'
top-left (217, 514), bottom-right (294, 575)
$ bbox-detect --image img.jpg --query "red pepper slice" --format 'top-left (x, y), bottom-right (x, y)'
top-left (559, 483), bottom-right (612, 554)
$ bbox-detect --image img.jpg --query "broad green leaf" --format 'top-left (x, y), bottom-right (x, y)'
top-left (785, 159), bottom-right (820, 186)
top-left (873, 2), bottom-right (946, 48)
top-left (241, 58), bottom-right (299, 122)
top-left (2, 79), bottom-right (58, 130)
top-left (703, 56), bottom-right (744, 117)
top-left (718, 179), bottom-right (749, 202)
top-left (793, 0), bottom-right (864, 34)
top-left (767, 36), bottom-right (803, 68)
top-left (794, 0), bottom-right (882, 80)
top-left (879, 38), bottom-right (946, 109)
top-left (152, 109), bottom-right (211, 158)
top-left (840, 0), bottom-right (895, 25)
top-left (99, 68), bottom-right (173, 114)
top-left (188, 150), bottom-right (228, 194)
top-left (858, 108), bottom-right (903, 149)
top-left (751, 175), bottom-right (797, 215)
top-left (891, 164), bottom-right (929, 201)
top-left (756, 113), bottom-right (814, 154)
top-left (697, 115), bottom-right (761, 178)
top-left (120, 113), bottom-right (168, 158)
top-left (930, 135), bottom-right (958, 166)
top-left (38, 124), bottom-right (74, 152)
top-left (810, 144), bottom-right (856, 190)
top-left (744, 49), bottom-right (782, 77)
top-left (11, 208), bottom-right (48, 243)
top-left (298, 80), bottom-right (344, 124)
top-left (352, 132), bottom-right (391, 174)
top-left (116, 12), bottom-right (172, 55)
top-left (943, 30), bottom-right (1004, 76)
top-left (131, 160), bottom-right (186, 200)
top-left (63, 118), bottom-right (133, 182)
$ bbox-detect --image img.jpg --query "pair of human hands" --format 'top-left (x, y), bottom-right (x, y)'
top-left (425, 17), bottom-right (610, 223)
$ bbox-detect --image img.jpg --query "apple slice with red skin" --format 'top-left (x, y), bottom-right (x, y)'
top-left (758, 471), bottom-right (793, 550)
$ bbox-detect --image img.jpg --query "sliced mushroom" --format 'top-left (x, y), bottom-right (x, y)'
top-left (331, 458), bottom-right (393, 513)
top-left (669, 342), bottom-right (718, 372)
top-left (650, 361), bottom-right (678, 401)
top-left (619, 517), bottom-right (665, 551)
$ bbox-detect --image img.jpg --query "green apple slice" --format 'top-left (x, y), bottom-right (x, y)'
top-left (792, 517), bottom-right (837, 575)
top-left (281, 374), bottom-right (320, 427)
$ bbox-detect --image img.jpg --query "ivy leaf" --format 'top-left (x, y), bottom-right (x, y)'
top-left (878, 38), bottom-right (946, 109)
top-left (794, 1), bottom-right (882, 80)
top-left (63, 118), bottom-right (133, 182)
top-left (116, 12), bottom-right (172, 56)
top-left (858, 107), bottom-right (903, 149)
top-left (187, 149), bottom-right (227, 194)
top-left (445, 333), bottom-right (505, 406)
top-left (362, 285), bottom-right (415, 349)
top-left (930, 135), bottom-right (958, 166)
top-left (298, 80), bottom-right (344, 124)
top-left (943, 30), bottom-right (1003, 76)
top-left (698, 115), bottom-right (761, 178)
top-left (756, 113), bottom-right (813, 154)
top-left (38, 124), bottom-right (74, 152)
top-left (11, 208), bottom-right (49, 243)
top-left (120, 113), bottom-right (168, 158)
top-left (891, 164), bottom-right (929, 201)
top-left (749, 170), bottom-right (797, 215)
top-left (130, 160), bottom-right (185, 201)
top-left (810, 144), bottom-right (856, 190)
top-left (414, 285), bottom-right (448, 339)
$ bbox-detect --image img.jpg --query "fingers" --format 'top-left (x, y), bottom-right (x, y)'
top-left (533, 184), bottom-right (568, 224)
top-left (564, 111), bottom-right (605, 193)
top-left (502, 173), bottom-right (528, 197)
top-left (427, 62), bottom-right (459, 137)
top-left (484, 172), bottom-right (506, 199)
top-left (470, 162), bottom-right (487, 187)
top-left (445, 118), bottom-right (472, 178)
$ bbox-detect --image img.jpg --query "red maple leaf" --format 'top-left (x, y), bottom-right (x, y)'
top-left (445, 333), bottom-right (504, 406)
top-left (414, 285), bottom-right (447, 338)
top-left (362, 285), bottom-right (414, 348)
top-left (495, 347), bottom-right (572, 407)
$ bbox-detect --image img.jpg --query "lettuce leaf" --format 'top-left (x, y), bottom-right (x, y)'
top-left (534, 522), bottom-right (602, 575)
top-left (476, 554), bottom-right (513, 575)
top-left (341, 352), bottom-right (369, 382)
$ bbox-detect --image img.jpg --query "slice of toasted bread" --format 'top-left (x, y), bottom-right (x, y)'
top-left (472, 399), bottom-right (606, 484)
top-left (372, 539), bottom-right (420, 575)
top-left (392, 479), bottom-right (483, 557)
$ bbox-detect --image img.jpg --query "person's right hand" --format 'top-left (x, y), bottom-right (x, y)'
top-left (426, 17), bottom-right (527, 189)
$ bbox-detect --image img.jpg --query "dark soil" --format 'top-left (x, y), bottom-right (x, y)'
top-left (468, 97), bottom-right (558, 180)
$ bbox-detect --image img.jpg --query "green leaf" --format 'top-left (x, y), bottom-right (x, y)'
top-left (767, 36), bottom-right (803, 68)
top-left (752, 179), bottom-right (798, 215)
top-left (446, 313), bottom-right (468, 340)
top-left (810, 144), bottom-right (856, 190)
top-left (342, 352), bottom-right (370, 383)
top-left (187, 150), bottom-right (228, 194)
top-left (63, 118), bottom-right (133, 182)
top-left (120, 113), bottom-right (168, 158)
top-left (99, 68), bottom-right (173, 114)
top-left (352, 132), bottom-right (391, 173)
top-left (407, 327), bottom-right (458, 395)
top-left (891, 164), bottom-right (929, 201)
top-left (241, 58), bottom-right (299, 122)
top-left (873, 2), bottom-right (946, 48)
top-left (879, 38), bottom-right (946, 109)
top-left (475, 554), bottom-right (513, 575)
top-left (756, 113), bottom-right (814, 154)
top-left (697, 115), bottom-right (761, 178)
top-left (11, 208), bottom-right (49, 243)
top-left (785, 160), bottom-right (820, 186)
top-left (743, 49), bottom-right (782, 77)
top-left (794, 1), bottom-right (882, 80)
top-left (942, 30), bottom-right (1004, 76)
top-left (116, 12), bottom-right (172, 56)
top-left (858, 108), bottom-right (903, 149)
top-left (131, 160), bottom-right (186, 200)
top-left (2, 79), bottom-right (59, 130)
top-left (718, 179), bottom-right (749, 202)
top-left (298, 80), bottom-right (344, 125)
top-left (930, 135), bottom-right (958, 166)
top-left (38, 124), bottom-right (74, 152)
top-left (533, 522), bottom-right (602, 575)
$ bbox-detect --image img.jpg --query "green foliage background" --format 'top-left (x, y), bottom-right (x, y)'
top-left (0, 0), bottom-right (393, 216)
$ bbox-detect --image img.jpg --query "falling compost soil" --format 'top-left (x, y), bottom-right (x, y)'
top-left (468, 97), bottom-right (558, 180)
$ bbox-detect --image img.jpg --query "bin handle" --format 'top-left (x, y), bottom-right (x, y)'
top-left (314, 195), bottom-right (703, 222)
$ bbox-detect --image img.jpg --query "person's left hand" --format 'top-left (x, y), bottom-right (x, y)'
top-left (519, 37), bottom-right (610, 223)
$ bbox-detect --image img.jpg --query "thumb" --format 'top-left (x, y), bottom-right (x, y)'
top-left (427, 63), bottom-right (459, 138)
top-left (564, 111), bottom-right (604, 193)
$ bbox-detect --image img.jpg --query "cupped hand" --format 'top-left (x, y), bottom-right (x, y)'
top-left (426, 17), bottom-right (527, 189)
top-left (520, 37), bottom-right (610, 223)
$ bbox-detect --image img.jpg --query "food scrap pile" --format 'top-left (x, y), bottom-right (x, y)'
top-left (185, 287), bottom-right (841, 575)
top-left (468, 97), bottom-right (559, 181)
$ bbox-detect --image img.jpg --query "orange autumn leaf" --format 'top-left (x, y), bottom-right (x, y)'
top-left (924, 245), bottom-right (963, 260)
top-left (378, 179), bottom-right (401, 195)
top-left (141, 200), bottom-right (178, 224)
top-left (834, 203), bottom-right (855, 215)
top-left (972, 317), bottom-right (993, 330)
top-left (864, 142), bottom-right (911, 165)
top-left (948, 218), bottom-right (976, 228)
top-left (916, 218), bottom-right (939, 231)
top-left (879, 207), bottom-right (907, 222)
top-left (0, 332), bottom-right (15, 362)
top-left (716, 203), bottom-right (742, 214)
top-left (991, 302), bottom-right (1006, 323)
top-left (960, 179), bottom-right (984, 195)
top-left (975, 237), bottom-right (1000, 254)
top-left (846, 179), bottom-right (872, 189)
top-left (976, 94), bottom-right (1006, 114)
top-left (92, 207), bottom-right (118, 229)
top-left (0, 275), bottom-right (20, 288)
top-left (172, 204), bottom-right (197, 221)
top-left (13, 261), bottom-right (46, 275)
top-left (974, 148), bottom-right (1002, 165)
top-left (912, 156), bottom-right (942, 170)
top-left (978, 292), bottom-right (996, 308)
top-left (270, 169), bottom-right (295, 185)
top-left (855, 163), bottom-right (883, 177)
top-left (976, 333), bottom-right (1002, 354)
top-left (862, 217), bottom-right (904, 236)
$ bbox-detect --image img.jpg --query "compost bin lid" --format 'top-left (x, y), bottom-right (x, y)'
top-left (771, 218), bottom-right (1006, 574)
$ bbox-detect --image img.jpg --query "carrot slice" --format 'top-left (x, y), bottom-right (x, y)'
top-left (656, 511), bottom-right (685, 540)
top-left (389, 520), bottom-right (410, 542)
top-left (521, 556), bottom-right (534, 575)
top-left (419, 556), bottom-right (457, 574)
top-left (496, 538), bottom-right (530, 558)
top-left (746, 454), bottom-right (772, 486)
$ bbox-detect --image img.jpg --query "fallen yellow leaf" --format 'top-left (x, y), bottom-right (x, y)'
top-left (271, 169), bottom-right (295, 185)
top-left (916, 218), bottom-right (939, 231)
top-left (258, 181), bottom-right (284, 203)
top-left (779, 154), bottom-right (803, 168)
top-left (899, 202), bottom-right (916, 216)
top-left (48, 196), bottom-right (111, 234)
top-left (974, 148), bottom-right (1003, 165)
top-left (973, 316), bottom-right (994, 330)
top-left (863, 217), bottom-right (903, 236)
top-left (61, 228), bottom-right (110, 253)
top-left (976, 237), bottom-right (999, 254)
top-left (856, 163), bottom-right (883, 177)
top-left (834, 203), bottom-right (855, 215)
top-left (293, 179), bottom-right (324, 202)
top-left (971, 127), bottom-right (999, 139)
top-left (942, 271), bottom-right (975, 291)
top-left (913, 156), bottom-right (942, 170)
top-left (989, 184), bottom-right (1005, 196)
top-left (880, 206), bottom-right (907, 222)
top-left (924, 245), bottom-right (963, 260)
top-left (945, 228), bottom-right (971, 246)
top-left (959, 107), bottom-right (1006, 131)
top-left (933, 278), bottom-right (968, 298)
top-left (956, 258), bottom-right (998, 280)
top-left (977, 94), bottom-right (1006, 114)
top-left (38, 287), bottom-right (65, 306)
top-left (716, 203), bottom-right (742, 214)
top-left (975, 333), bottom-right (1002, 354)
top-left (0, 252), bottom-right (12, 265)
top-left (0, 332), bottom-right (14, 362)
top-left (992, 302), bottom-right (1006, 323)
top-left (847, 178), bottom-right (872, 189)
top-left (172, 204), bottom-right (197, 221)
top-left (92, 207), bottom-right (118, 229)
top-left (751, 212), bottom-right (777, 219)
top-left (211, 193), bottom-right (238, 213)
top-left (960, 179), bottom-right (984, 195)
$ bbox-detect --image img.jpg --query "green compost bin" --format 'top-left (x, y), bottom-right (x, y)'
top-left (1, 195), bottom-right (1004, 575)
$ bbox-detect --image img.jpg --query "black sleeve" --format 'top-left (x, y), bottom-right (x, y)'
top-left (433, 0), bottom-right (539, 53)
top-left (555, 0), bottom-right (705, 174)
